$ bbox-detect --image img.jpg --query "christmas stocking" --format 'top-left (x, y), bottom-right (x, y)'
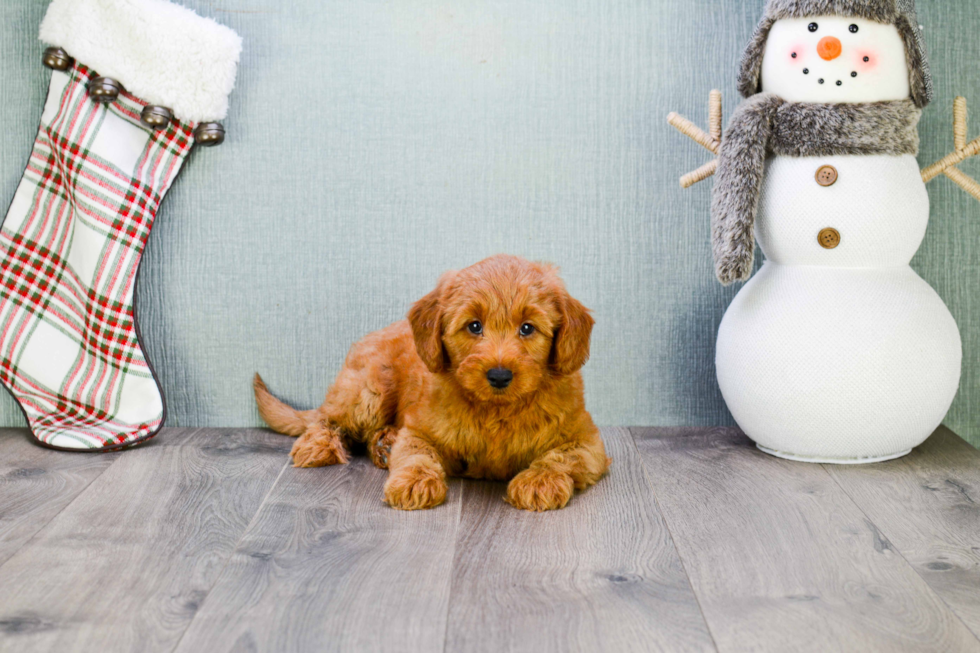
top-left (0, 0), bottom-right (241, 450)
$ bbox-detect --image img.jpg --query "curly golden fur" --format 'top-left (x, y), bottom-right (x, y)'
top-left (253, 255), bottom-right (610, 511)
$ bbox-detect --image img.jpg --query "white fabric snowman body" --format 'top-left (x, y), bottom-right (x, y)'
top-left (711, 4), bottom-right (962, 462)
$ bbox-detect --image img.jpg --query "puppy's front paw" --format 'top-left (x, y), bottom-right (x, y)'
top-left (369, 427), bottom-right (399, 469)
top-left (506, 467), bottom-right (574, 512)
top-left (291, 431), bottom-right (350, 468)
top-left (384, 466), bottom-right (447, 510)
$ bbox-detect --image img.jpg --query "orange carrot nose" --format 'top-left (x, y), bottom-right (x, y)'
top-left (817, 36), bottom-right (842, 61)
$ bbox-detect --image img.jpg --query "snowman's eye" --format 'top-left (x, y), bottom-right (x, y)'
top-left (808, 22), bottom-right (819, 32)
top-left (849, 24), bottom-right (859, 33)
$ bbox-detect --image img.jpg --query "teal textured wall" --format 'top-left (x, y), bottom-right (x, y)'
top-left (0, 1), bottom-right (977, 445)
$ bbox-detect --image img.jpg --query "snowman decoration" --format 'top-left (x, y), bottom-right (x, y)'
top-left (670, 0), bottom-right (980, 463)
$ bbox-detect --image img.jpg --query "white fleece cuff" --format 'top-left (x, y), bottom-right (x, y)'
top-left (39, 0), bottom-right (242, 123)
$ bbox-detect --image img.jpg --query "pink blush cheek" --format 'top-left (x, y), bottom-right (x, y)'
top-left (788, 44), bottom-right (807, 64)
top-left (856, 50), bottom-right (879, 71)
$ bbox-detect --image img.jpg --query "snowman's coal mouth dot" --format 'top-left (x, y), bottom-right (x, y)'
top-left (803, 68), bottom-right (810, 75)
top-left (818, 78), bottom-right (825, 84)
top-left (836, 80), bottom-right (843, 86)
top-left (851, 71), bottom-right (858, 77)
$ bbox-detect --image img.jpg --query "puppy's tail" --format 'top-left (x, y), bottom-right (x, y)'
top-left (253, 373), bottom-right (316, 436)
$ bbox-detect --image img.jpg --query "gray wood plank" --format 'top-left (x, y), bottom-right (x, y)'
top-left (0, 428), bottom-right (290, 653)
top-left (632, 427), bottom-right (980, 653)
top-left (173, 451), bottom-right (463, 653)
top-left (444, 427), bottom-right (716, 653)
top-left (0, 429), bottom-right (119, 566)
top-left (824, 426), bottom-right (980, 640)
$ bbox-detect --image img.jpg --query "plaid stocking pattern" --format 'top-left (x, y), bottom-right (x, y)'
top-left (0, 62), bottom-right (196, 450)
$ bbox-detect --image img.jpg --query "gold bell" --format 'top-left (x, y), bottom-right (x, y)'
top-left (88, 77), bottom-right (122, 103)
top-left (193, 123), bottom-right (226, 147)
top-left (141, 106), bottom-right (173, 129)
top-left (42, 47), bottom-right (73, 72)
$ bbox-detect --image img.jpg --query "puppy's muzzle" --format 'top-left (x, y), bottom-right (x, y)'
top-left (486, 367), bottom-right (514, 389)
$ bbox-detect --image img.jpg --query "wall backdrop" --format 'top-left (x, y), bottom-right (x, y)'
top-left (1, 0), bottom-right (978, 446)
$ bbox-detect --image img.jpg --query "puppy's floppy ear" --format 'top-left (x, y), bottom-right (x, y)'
top-left (550, 289), bottom-right (594, 376)
top-left (408, 271), bottom-right (456, 373)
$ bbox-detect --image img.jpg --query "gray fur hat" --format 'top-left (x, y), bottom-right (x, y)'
top-left (737, 0), bottom-right (933, 107)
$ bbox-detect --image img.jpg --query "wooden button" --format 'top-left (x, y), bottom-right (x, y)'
top-left (815, 165), bottom-right (838, 187)
top-left (818, 228), bottom-right (841, 249)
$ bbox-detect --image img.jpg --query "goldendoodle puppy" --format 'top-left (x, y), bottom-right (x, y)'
top-left (254, 254), bottom-right (609, 511)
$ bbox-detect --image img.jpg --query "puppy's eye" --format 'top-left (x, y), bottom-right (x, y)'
top-left (519, 323), bottom-right (535, 337)
top-left (808, 22), bottom-right (819, 32)
top-left (467, 321), bottom-right (483, 335)
top-left (849, 24), bottom-right (859, 33)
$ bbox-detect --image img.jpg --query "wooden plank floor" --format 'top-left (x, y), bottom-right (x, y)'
top-left (444, 429), bottom-right (714, 653)
top-left (0, 426), bottom-right (977, 653)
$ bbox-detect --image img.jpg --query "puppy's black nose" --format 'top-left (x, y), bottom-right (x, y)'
top-left (486, 367), bottom-right (513, 389)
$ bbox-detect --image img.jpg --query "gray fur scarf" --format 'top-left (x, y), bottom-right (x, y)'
top-left (711, 94), bottom-right (921, 284)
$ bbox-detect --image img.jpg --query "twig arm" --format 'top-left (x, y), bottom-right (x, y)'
top-left (667, 90), bottom-right (724, 188)
top-left (954, 96), bottom-right (968, 151)
top-left (709, 90), bottom-right (723, 142)
top-left (921, 97), bottom-right (980, 197)
top-left (945, 166), bottom-right (980, 203)
top-left (680, 159), bottom-right (718, 189)
top-left (922, 136), bottom-right (980, 183)
top-left (667, 113), bottom-right (719, 154)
